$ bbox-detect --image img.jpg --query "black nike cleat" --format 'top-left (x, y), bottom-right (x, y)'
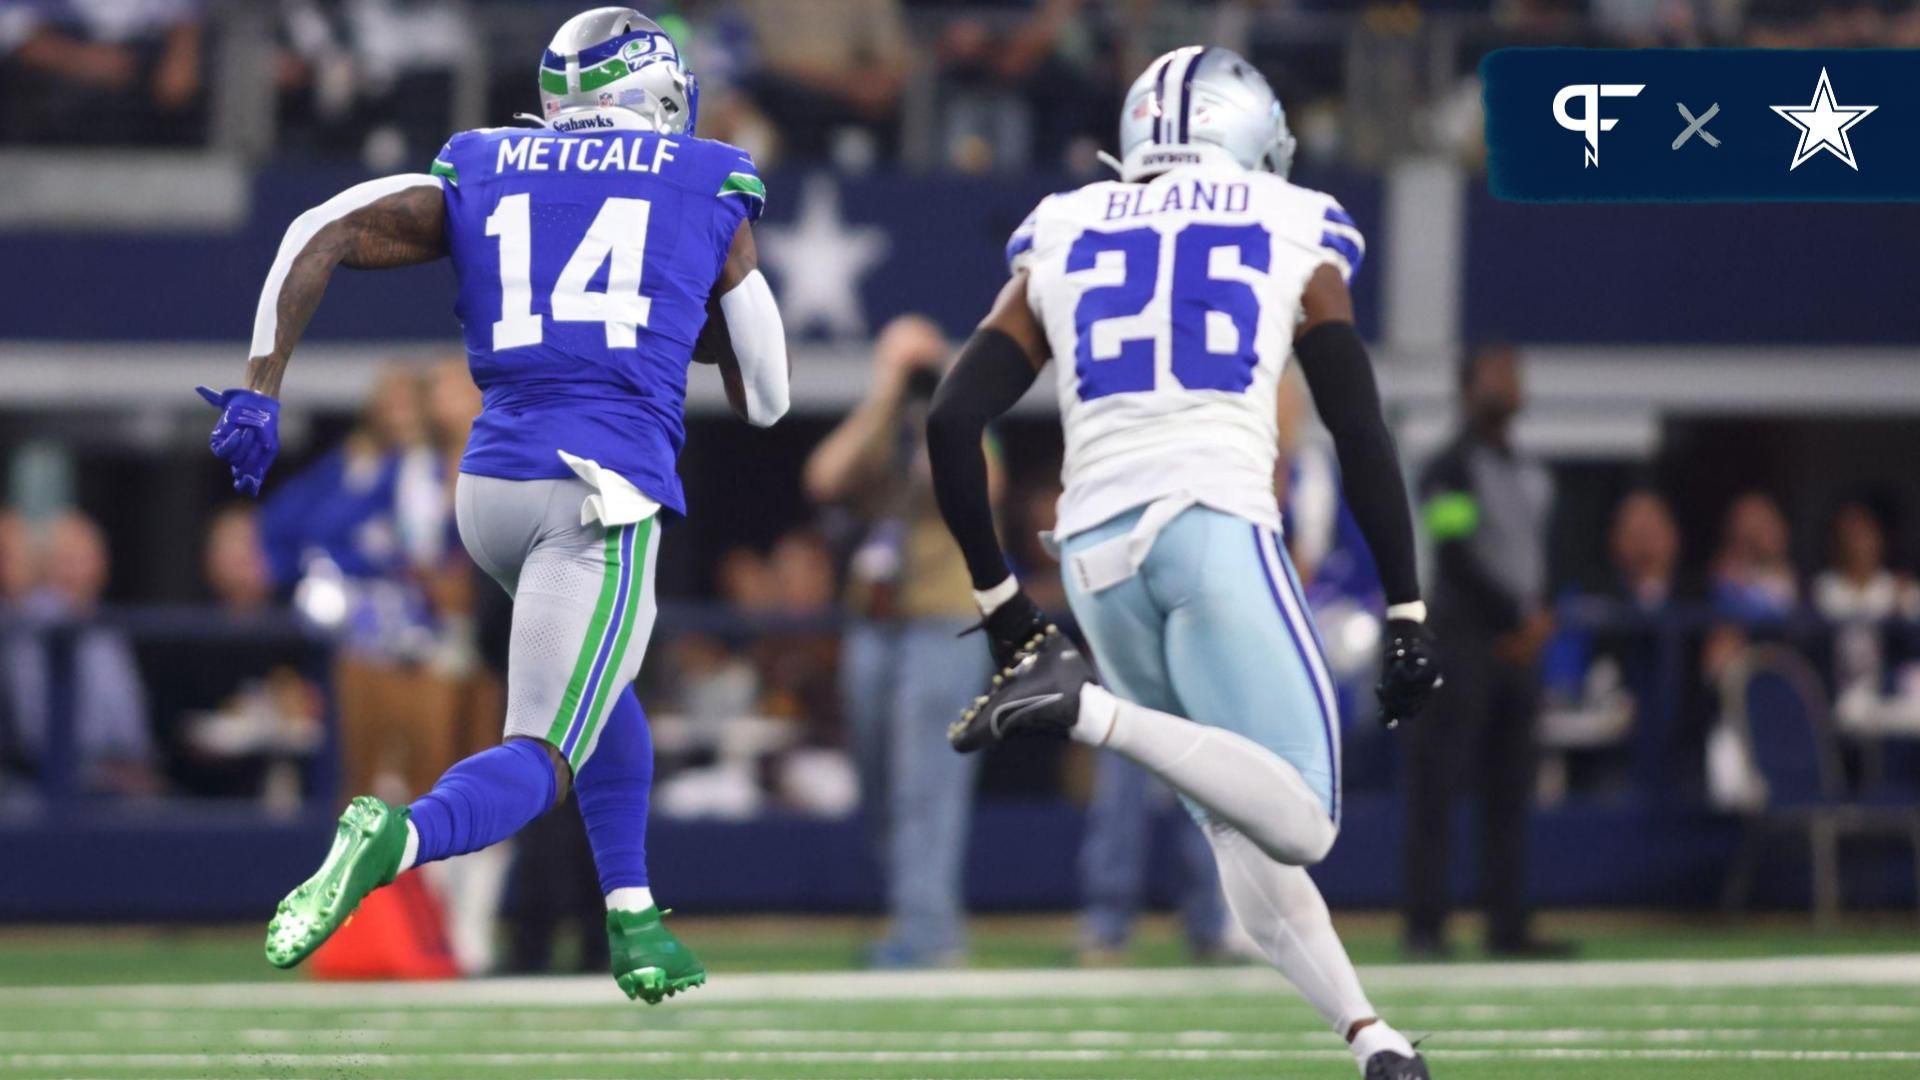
top-left (948, 626), bottom-right (1092, 753)
top-left (1364, 1049), bottom-right (1432, 1079)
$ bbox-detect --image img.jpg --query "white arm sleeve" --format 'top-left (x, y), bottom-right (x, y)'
top-left (717, 268), bottom-right (789, 427)
top-left (250, 173), bottom-right (443, 359)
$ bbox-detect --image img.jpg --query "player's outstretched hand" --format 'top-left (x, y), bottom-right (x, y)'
top-left (197, 386), bottom-right (281, 498)
top-left (981, 589), bottom-right (1051, 670)
top-left (1376, 618), bottom-right (1441, 729)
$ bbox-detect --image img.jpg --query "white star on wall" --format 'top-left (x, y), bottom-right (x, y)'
top-left (757, 175), bottom-right (891, 340)
top-left (1771, 68), bottom-right (1876, 171)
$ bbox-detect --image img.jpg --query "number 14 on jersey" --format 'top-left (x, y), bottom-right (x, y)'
top-left (485, 193), bottom-right (654, 351)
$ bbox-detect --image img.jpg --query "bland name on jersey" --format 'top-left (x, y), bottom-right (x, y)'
top-left (1102, 180), bottom-right (1251, 220)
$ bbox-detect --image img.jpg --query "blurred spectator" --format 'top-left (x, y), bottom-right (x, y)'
top-left (0, 510), bottom-right (36, 788)
top-left (1745, 0), bottom-right (1917, 47)
top-left (1405, 343), bottom-right (1563, 959)
top-left (767, 528), bottom-right (836, 615)
top-left (203, 504), bottom-right (275, 616)
top-left (0, 510), bottom-right (32, 605)
top-left (1538, 490), bottom-right (1686, 798)
top-left (1077, 757), bottom-right (1230, 965)
top-left (804, 313), bottom-right (996, 968)
top-left (1813, 503), bottom-right (1920, 731)
top-left (928, 0), bottom-right (1114, 173)
top-left (261, 366), bottom-right (452, 803)
top-left (1005, 477), bottom-right (1066, 614)
top-left (1710, 492), bottom-right (1799, 621)
top-left (664, 545), bottom-right (772, 735)
top-left (717, 545), bottom-right (778, 612)
top-left (2, 511), bottom-right (162, 797)
top-left (416, 358), bottom-right (492, 750)
top-left (735, 0), bottom-right (910, 165)
top-left (0, 0), bottom-right (205, 144)
top-left (272, 0), bottom-right (475, 168)
top-left (155, 506), bottom-right (325, 805)
top-left (754, 529), bottom-right (843, 744)
top-left (1611, 489), bottom-right (1683, 611)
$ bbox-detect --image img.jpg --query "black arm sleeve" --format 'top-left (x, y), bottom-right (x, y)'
top-left (1292, 320), bottom-right (1422, 606)
top-left (926, 328), bottom-right (1040, 591)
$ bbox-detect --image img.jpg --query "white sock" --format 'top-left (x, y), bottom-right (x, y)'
top-left (606, 886), bottom-right (655, 913)
top-left (1071, 683), bottom-right (1120, 745)
top-left (1349, 1020), bottom-right (1417, 1070)
top-left (1078, 684), bottom-right (1335, 866)
top-left (398, 820), bottom-right (421, 873)
top-left (1207, 824), bottom-right (1381, 1042)
top-left (439, 845), bottom-right (513, 976)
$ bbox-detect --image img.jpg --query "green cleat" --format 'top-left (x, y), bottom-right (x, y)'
top-left (264, 795), bottom-right (408, 969)
top-left (608, 905), bottom-right (706, 1004)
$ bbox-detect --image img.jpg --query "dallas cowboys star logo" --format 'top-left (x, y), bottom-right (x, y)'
top-left (1771, 67), bottom-right (1876, 171)
top-left (757, 176), bottom-right (890, 340)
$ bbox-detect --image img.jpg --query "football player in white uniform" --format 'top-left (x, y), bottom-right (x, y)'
top-left (926, 47), bottom-right (1440, 1079)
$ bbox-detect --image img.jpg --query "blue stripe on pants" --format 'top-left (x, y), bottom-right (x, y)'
top-left (1253, 526), bottom-right (1341, 825)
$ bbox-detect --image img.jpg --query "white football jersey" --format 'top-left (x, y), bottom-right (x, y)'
top-left (1009, 162), bottom-right (1362, 541)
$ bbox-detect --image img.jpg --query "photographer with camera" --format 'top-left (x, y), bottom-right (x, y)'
top-left (804, 314), bottom-right (1001, 969)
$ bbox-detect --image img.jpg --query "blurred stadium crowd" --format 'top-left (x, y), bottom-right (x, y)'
top-left (3, 0), bottom-right (1919, 964)
top-left (8, 0), bottom-right (1920, 172)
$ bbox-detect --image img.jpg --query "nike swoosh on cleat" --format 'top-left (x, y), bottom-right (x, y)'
top-left (990, 693), bottom-right (1063, 737)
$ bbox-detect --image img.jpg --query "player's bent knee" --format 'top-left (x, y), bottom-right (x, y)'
top-left (1251, 812), bottom-right (1337, 868)
top-left (507, 734), bottom-right (574, 806)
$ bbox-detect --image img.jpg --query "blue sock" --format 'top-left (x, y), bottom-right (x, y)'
top-left (407, 739), bottom-right (558, 867)
top-left (576, 688), bottom-right (654, 895)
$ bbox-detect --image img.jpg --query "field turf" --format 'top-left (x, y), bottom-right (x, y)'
top-left (2, 918), bottom-right (1917, 1079)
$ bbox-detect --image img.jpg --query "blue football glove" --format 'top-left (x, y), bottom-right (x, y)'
top-left (196, 386), bottom-right (281, 497)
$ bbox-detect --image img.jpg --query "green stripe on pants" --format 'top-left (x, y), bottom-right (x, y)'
top-left (569, 517), bottom-right (653, 770)
top-left (544, 528), bottom-right (626, 748)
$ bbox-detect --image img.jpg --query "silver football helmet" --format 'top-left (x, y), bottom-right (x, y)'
top-left (538, 7), bottom-right (697, 133)
top-left (1112, 46), bottom-right (1295, 182)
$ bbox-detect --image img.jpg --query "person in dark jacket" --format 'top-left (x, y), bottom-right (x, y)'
top-left (1403, 344), bottom-right (1568, 959)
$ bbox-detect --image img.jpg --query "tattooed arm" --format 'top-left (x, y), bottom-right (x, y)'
top-left (243, 175), bottom-right (450, 396)
top-left (201, 175), bottom-right (447, 496)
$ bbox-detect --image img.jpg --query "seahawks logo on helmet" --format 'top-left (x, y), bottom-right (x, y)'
top-left (620, 35), bottom-right (665, 72)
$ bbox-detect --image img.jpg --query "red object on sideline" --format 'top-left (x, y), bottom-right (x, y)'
top-left (306, 872), bottom-right (458, 981)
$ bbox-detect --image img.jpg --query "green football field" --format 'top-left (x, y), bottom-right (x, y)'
top-left (3, 917), bottom-right (1918, 1079)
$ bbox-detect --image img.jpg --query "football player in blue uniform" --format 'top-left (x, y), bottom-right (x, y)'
top-left (199, 7), bottom-right (789, 1003)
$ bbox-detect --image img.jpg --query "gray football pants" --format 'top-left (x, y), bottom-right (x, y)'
top-left (454, 473), bottom-right (661, 772)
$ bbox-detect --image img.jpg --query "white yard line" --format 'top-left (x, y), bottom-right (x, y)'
top-left (0, 1026), bottom-right (1891, 1049)
top-left (9, 1048), bottom-right (1920, 1068)
top-left (6, 953), bottom-right (1919, 1009)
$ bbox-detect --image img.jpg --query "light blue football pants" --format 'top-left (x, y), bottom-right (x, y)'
top-left (1060, 503), bottom-right (1342, 826)
top-left (1061, 503), bottom-right (1382, 1039)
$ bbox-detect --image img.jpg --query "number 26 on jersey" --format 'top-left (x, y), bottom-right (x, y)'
top-left (1069, 222), bottom-right (1271, 401)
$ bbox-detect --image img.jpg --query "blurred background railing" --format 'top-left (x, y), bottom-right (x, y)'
top-left (6, 596), bottom-right (1917, 920)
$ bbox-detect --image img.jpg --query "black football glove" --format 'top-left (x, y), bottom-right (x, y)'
top-left (978, 589), bottom-right (1051, 670)
top-left (1376, 618), bottom-right (1441, 729)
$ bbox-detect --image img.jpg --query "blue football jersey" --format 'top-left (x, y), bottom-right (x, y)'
top-left (434, 123), bottom-right (764, 515)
